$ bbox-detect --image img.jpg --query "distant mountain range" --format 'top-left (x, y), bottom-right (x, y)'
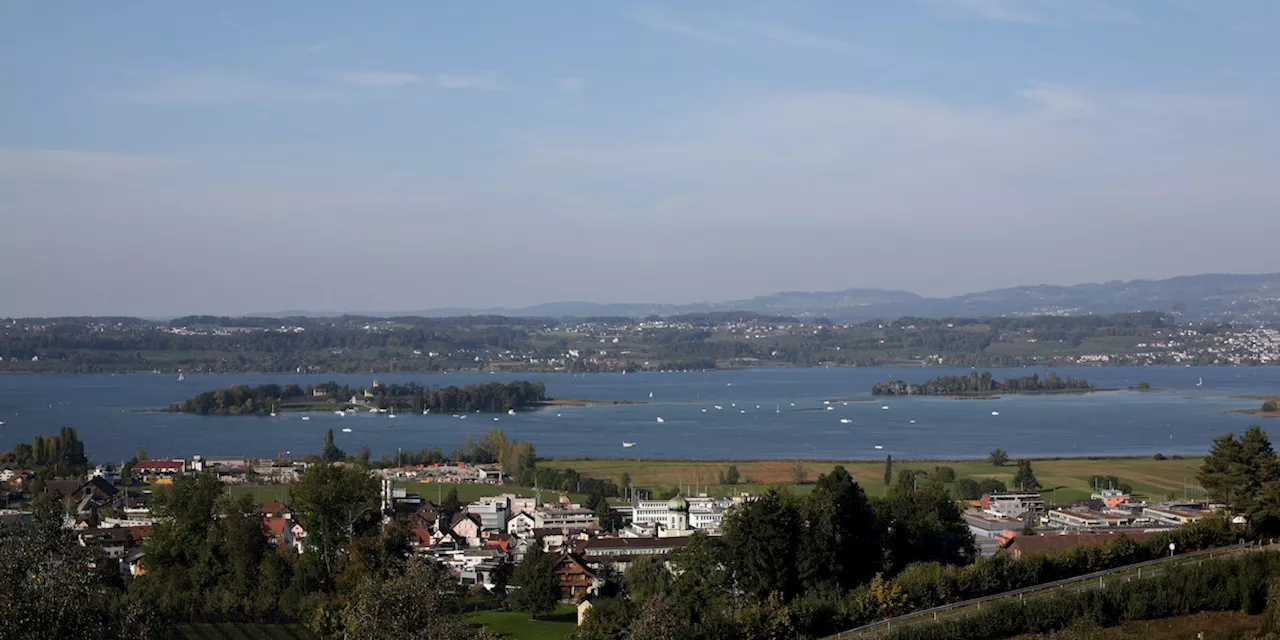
top-left (257, 273), bottom-right (1280, 322)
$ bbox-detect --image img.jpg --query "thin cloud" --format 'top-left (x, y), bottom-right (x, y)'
top-left (302, 42), bottom-right (336, 54)
top-left (0, 149), bottom-right (175, 186)
top-left (556, 76), bottom-right (586, 93)
top-left (947, 0), bottom-right (1052, 24)
top-left (629, 12), bottom-right (858, 54)
top-left (435, 72), bottom-right (503, 91)
top-left (106, 72), bottom-right (346, 105)
top-left (627, 12), bottom-right (737, 44)
top-left (334, 71), bottom-right (423, 86)
top-left (746, 24), bottom-right (860, 55)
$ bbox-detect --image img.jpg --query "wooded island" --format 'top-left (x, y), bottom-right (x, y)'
top-left (169, 380), bottom-right (547, 415)
top-left (872, 371), bottom-right (1097, 396)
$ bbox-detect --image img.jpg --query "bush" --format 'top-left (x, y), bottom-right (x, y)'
top-left (1153, 453), bottom-right (1166, 460)
top-left (1264, 399), bottom-right (1279, 413)
top-left (934, 466), bottom-right (956, 483)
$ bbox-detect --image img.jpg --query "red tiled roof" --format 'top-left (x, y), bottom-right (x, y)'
top-left (263, 517), bottom-right (289, 536)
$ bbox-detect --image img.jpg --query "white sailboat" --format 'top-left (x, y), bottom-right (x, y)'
top-left (622, 442), bottom-right (636, 448)
top-left (270, 405), bottom-right (277, 417)
top-left (508, 409), bottom-right (517, 416)
top-left (177, 372), bottom-right (184, 381)
top-left (1197, 377), bottom-right (1204, 387)
top-left (656, 417), bottom-right (664, 423)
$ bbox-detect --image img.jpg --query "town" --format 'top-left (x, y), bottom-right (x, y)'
top-left (2, 424), bottom-right (1263, 639)
top-left (5, 312), bottom-right (1280, 374)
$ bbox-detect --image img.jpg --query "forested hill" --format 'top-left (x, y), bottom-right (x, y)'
top-left (171, 380), bottom-right (547, 415)
top-left (249, 272), bottom-right (1280, 321)
top-left (872, 371), bottom-right (1097, 396)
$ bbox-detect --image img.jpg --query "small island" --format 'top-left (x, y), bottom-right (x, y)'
top-left (872, 371), bottom-right (1099, 396)
top-left (1220, 396), bottom-right (1280, 418)
top-left (169, 380), bottom-right (548, 415)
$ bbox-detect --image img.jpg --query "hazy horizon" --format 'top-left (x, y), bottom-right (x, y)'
top-left (4, 2), bottom-right (1280, 317)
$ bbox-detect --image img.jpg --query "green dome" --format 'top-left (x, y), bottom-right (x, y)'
top-left (667, 495), bottom-right (689, 512)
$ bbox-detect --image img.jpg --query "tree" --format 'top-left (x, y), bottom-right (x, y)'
top-left (321, 429), bottom-right (345, 464)
top-left (1136, 381), bottom-right (1152, 391)
top-left (510, 540), bottom-right (560, 619)
top-left (624, 555), bottom-right (671, 601)
top-left (354, 446), bottom-right (371, 464)
top-left (0, 496), bottom-right (156, 638)
top-left (621, 473), bottom-right (632, 493)
top-left (799, 466), bottom-right (880, 591)
top-left (978, 478), bottom-right (1008, 494)
top-left (988, 448), bottom-right (1009, 466)
top-left (790, 462), bottom-right (808, 485)
top-left (721, 488), bottom-right (803, 601)
top-left (883, 455), bottom-right (893, 486)
top-left (1013, 460), bottom-right (1041, 490)
top-left (952, 478), bottom-right (982, 500)
top-left (878, 480), bottom-right (976, 573)
top-left (441, 487), bottom-right (462, 515)
top-left (723, 465), bottom-right (741, 485)
top-left (627, 596), bottom-right (691, 640)
top-left (589, 490), bottom-right (620, 532)
top-left (341, 557), bottom-right (475, 640)
top-left (135, 446), bottom-right (149, 461)
top-left (290, 461), bottom-right (380, 579)
top-left (1265, 399), bottom-right (1279, 413)
top-left (934, 466), bottom-right (956, 483)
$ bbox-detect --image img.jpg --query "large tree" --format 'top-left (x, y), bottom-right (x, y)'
top-left (721, 488), bottom-right (803, 602)
top-left (341, 557), bottom-right (476, 640)
top-left (510, 541), bottom-right (560, 619)
top-left (290, 461), bottom-right (380, 578)
top-left (799, 466), bottom-right (881, 591)
top-left (1199, 426), bottom-right (1280, 526)
top-left (1013, 460), bottom-right (1041, 491)
top-left (878, 479), bottom-right (976, 573)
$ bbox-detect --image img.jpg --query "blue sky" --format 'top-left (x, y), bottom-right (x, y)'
top-left (2, 1), bottom-right (1279, 316)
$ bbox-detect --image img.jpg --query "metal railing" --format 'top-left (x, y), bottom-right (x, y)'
top-left (829, 540), bottom-right (1265, 639)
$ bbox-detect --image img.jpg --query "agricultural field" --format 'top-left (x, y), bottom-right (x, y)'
top-left (468, 604), bottom-right (578, 640)
top-left (174, 622), bottom-right (317, 639)
top-left (541, 455), bottom-right (1205, 505)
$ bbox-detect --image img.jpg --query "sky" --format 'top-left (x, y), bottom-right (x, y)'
top-left (2, 1), bottom-right (1279, 317)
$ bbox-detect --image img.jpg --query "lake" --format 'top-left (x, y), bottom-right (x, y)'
top-left (0, 367), bottom-right (1275, 463)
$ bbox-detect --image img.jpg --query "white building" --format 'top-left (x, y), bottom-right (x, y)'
top-left (534, 507), bottom-right (597, 531)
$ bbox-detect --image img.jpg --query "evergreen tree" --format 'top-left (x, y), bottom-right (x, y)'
top-left (510, 541), bottom-right (560, 619)
top-left (883, 455), bottom-right (893, 486)
top-left (798, 466), bottom-right (880, 591)
top-left (721, 488), bottom-right (803, 602)
top-left (1013, 460), bottom-right (1041, 490)
top-left (321, 429), bottom-right (345, 464)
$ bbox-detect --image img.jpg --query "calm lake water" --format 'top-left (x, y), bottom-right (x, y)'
top-left (0, 367), bottom-right (1276, 463)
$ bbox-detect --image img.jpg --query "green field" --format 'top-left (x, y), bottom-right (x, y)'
top-left (174, 622), bottom-right (317, 639)
top-left (468, 605), bottom-right (578, 640)
top-left (393, 481), bottom-right (590, 505)
top-left (541, 455), bottom-right (1206, 505)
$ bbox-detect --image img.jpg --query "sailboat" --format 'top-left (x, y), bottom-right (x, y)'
top-left (270, 405), bottom-right (277, 417)
top-left (422, 408), bottom-right (430, 415)
top-left (1197, 377), bottom-right (1204, 387)
top-left (177, 372), bottom-right (184, 381)
top-left (622, 442), bottom-right (636, 448)
top-left (508, 409), bottom-right (516, 416)
top-left (656, 417), bottom-right (664, 423)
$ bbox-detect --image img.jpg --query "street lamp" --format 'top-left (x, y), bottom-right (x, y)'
top-left (1169, 542), bottom-right (1176, 558)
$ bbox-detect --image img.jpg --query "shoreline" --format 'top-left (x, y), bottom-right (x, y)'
top-left (542, 453), bottom-right (1201, 464)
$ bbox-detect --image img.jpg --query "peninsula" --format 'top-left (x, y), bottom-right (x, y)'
top-left (872, 371), bottom-right (1099, 396)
